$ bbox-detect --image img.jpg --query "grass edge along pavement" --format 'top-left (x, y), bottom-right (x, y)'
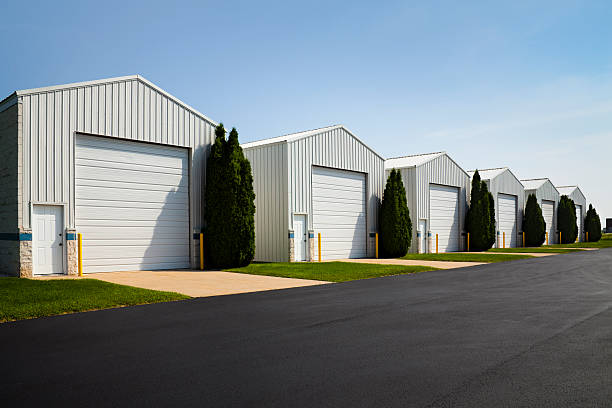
top-left (0, 278), bottom-right (189, 323)
top-left (226, 261), bottom-right (437, 283)
top-left (488, 247), bottom-right (583, 253)
top-left (401, 253), bottom-right (533, 263)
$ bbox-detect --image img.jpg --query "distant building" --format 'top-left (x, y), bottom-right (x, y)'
top-left (606, 218), bottom-right (612, 233)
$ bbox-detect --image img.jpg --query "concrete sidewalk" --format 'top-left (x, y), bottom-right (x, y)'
top-left (334, 258), bottom-right (485, 269)
top-left (88, 270), bottom-right (328, 297)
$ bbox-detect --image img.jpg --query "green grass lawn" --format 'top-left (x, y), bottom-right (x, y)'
top-left (543, 233), bottom-right (612, 249)
top-left (0, 278), bottom-right (189, 323)
top-left (488, 247), bottom-right (583, 253)
top-left (225, 262), bottom-right (437, 282)
top-left (400, 253), bottom-right (533, 263)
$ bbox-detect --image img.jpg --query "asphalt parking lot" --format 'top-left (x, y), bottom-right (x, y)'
top-left (2, 249), bottom-right (612, 407)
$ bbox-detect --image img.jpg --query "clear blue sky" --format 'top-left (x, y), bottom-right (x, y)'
top-left (3, 1), bottom-right (612, 221)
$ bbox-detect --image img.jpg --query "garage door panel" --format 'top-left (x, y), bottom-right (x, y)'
top-left (498, 194), bottom-right (518, 248)
top-left (312, 167), bottom-right (367, 260)
top-left (76, 166), bottom-right (187, 188)
top-left (429, 184), bottom-right (460, 252)
top-left (76, 135), bottom-right (190, 272)
top-left (542, 200), bottom-right (555, 243)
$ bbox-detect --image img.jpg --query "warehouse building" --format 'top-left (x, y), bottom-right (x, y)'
top-left (468, 168), bottom-right (524, 248)
top-left (0, 76), bottom-right (217, 276)
top-left (385, 152), bottom-right (470, 253)
top-left (556, 185), bottom-right (587, 242)
top-left (242, 125), bottom-right (384, 262)
top-left (521, 178), bottom-right (560, 244)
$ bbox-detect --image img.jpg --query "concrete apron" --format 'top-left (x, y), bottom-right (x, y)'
top-left (456, 252), bottom-right (556, 257)
top-left (81, 270), bottom-right (329, 297)
top-left (332, 258), bottom-right (485, 269)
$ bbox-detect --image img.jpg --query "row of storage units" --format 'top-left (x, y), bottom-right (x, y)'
top-left (0, 75), bottom-right (589, 276)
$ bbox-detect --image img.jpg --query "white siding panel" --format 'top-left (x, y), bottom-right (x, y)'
top-left (75, 135), bottom-right (189, 273)
top-left (244, 143), bottom-right (289, 262)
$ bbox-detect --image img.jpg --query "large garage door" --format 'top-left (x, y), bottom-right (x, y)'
top-left (75, 135), bottom-right (190, 273)
top-left (312, 167), bottom-right (367, 260)
top-left (429, 184), bottom-right (460, 252)
top-left (542, 200), bottom-right (555, 244)
top-left (575, 204), bottom-right (583, 242)
top-left (498, 194), bottom-right (518, 248)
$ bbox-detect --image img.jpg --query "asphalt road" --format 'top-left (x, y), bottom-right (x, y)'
top-left (2, 250), bottom-right (612, 407)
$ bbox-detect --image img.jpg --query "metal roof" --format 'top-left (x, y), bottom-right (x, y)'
top-left (0, 75), bottom-right (217, 125)
top-left (467, 167), bottom-right (507, 180)
top-left (385, 152), bottom-right (445, 169)
top-left (241, 125), bottom-right (384, 160)
top-left (520, 178), bottom-right (549, 190)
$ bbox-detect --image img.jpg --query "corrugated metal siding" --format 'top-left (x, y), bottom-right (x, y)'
top-left (387, 154), bottom-right (469, 253)
top-left (524, 180), bottom-right (560, 244)
top-left (243, 143), bottom-right (289, 262)
top-left (485, 169), bottom-right (525, 245)
top-left (288, 127), bottom-right (384, 257)
top-left (18, 77), bottom-right (216, 267)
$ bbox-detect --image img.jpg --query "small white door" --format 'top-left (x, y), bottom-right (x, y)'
top-left (419, 220), bottom-right (427, 253)
top-left (33, 205), bottom-right (64, 275)
top-left (293, 215), bottom-right (307, 261)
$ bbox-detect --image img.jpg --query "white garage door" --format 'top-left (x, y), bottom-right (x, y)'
top-left (75, 135), bottom-right (190, 273)
top-left (498, 194), bottom-right (518, 248)
top-left (542, 200), bottom-right (555, 244)
top-left (312, 167), bottom-right (367, 260)
top-left (429, 184), bottom-right (460, 252)
top-left (575, 204), bottom-right (582, 242)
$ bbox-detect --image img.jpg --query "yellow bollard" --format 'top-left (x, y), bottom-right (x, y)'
top-left (200, 233), bottom-right (204, 270)
top-left (436, 234), bottom-right (439, 254)
top-left (546, 232), bottom-right (549, 245)
top-left (318, 233), bottom-right (321, 263)
top-left (560, 231), bottom-right (562, 245)
top-left (77, 233), bottom-right (83, 277)
top-left (503, 232), bottom-right (505, 249)
top-left (523, 232), bottom-right (525, 248)
top-left (587, 231), bottom-right (589, 242)
top-left (467, 233), bottom-right (470, 252)
top-left (375, 233), bottom-right (379, 259)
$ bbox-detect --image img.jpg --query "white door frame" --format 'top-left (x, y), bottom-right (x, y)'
top-left (418, 219), bottom-right (427, 254)
top-left (293, 213), bottom-right (308, 261)
top-left (32, 203), bottom-right (66, 275)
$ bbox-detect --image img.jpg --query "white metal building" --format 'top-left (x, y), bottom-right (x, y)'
top-left (385, 152), bottom-right (470, 253)
top-left (468, 168), bottom-right (525, 248)
top-left (0, 76), bottom-right (217, 276)
top-left (556, 185), bottom-right (587, 242)
top-left (521, 178), bottom-right (560, 245)
top-left (242, 125), bottom-right (384, 262)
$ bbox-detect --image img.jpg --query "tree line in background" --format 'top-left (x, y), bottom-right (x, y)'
top-left (379, 168), bottom-right (603, 258)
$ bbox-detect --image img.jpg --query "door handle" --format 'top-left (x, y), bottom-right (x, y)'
top-left (59, 243), bottom-right (63, 246)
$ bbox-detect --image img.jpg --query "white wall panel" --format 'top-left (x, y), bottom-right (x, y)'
top-left (244, 142), bottom-right (289, 262)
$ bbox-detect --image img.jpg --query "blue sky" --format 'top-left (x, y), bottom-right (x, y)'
top-left (2, 1), bottom-right (612, 221)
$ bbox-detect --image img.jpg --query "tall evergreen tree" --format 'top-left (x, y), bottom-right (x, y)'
top-left (466, 170), bottom-right (494, 251)
top-left (557, 195), bottom-right (577, 244)
top-left (584, 204), bottom-right (602, 242)
top-left (204, 124), bottom-right (256, 268)
top-left (523, 194), bottom-right (546, 246)
top-left (379, 169), bottom-right (412, 257)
